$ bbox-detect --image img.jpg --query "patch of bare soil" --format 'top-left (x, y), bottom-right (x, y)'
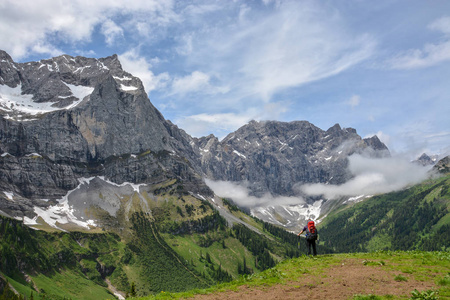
top-left (190, 258), bottom-right (436, 300)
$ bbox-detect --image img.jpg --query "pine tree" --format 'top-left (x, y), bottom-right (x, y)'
top-left (130, 282), bottom-right (136, 297)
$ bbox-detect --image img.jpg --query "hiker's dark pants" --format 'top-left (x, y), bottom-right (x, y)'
top-left (306, 239), bottom-right (317, 256)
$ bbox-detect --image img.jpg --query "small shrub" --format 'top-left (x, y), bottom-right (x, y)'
top-left (437, 273), bottom-right (450, 286)
top-left (410, 289), bottom-right (439, 300)
top-left (394, 274), bottom-right (408, 282)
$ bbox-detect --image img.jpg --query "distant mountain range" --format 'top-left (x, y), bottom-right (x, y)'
top-left (0, 50), bottom-right (393, 232)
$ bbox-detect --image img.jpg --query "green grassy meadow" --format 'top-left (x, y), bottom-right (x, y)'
top-left (134, 251), bottom-right (450, 300)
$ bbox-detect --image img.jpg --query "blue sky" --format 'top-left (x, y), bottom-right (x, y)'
top-left (1, 0), bottom-right (449, 158)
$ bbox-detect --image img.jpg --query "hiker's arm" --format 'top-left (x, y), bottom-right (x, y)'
top-left (297, 230), bottom-right (304, 236)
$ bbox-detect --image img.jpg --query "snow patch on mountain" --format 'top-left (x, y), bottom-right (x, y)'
top-left (233, 150), bottom-right (247, 159)
top-left (0, 83), bottom-right (93, 117)
top-left (23, 176), bottom-right (148, 231)
top-left (289, 200), bottom-right (323, 221)
top-left (251, 200), bottom-right (323, 231)
top-left (120, 84), bottom-right (138, 91)
top-left (62, 82), bottom-right (94, 105)
top-left (343, 194), bottom-right (372, 204)
top-left (3, 191), bottom-right (13, 201)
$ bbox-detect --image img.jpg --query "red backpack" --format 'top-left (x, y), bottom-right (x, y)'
top-left (306, 220), bottom-right (318, 241)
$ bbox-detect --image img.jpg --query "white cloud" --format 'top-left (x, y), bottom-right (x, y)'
top-left (300, 154), bottom-right (430, 199)
top-left (0, 0), bottom-right (176, 60)
top-left (205, 179), bottom-right (305, 208)
top-left (30, 42), bottom-right (63, 57)
top-left (389, 41), bottom-right (450, 69)
top-left (172, 71), bottom-right (210, 94)
top-left (347, 95), bottom-right (361, 108)
top-left (389, 16), bottom-right (450, 69)
top-left (171, 71), bottom-right (229, 95)
top-left (118, 49), bottom-right (170, 93)
top-left (428, 16), bottom-right (450, 35)
top-left (101, 19), bottom-right (124, 46)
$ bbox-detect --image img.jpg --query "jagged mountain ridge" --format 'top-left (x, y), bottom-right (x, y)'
top-left (196, 120), bottom-right (389, 197)
top-left (0, 50), bottom-right (389, 231)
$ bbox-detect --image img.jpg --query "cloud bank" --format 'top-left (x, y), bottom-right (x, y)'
top-left (204, 179), bottom-right (305, 208)
top-left (300, 154), bottom-right (430, 199)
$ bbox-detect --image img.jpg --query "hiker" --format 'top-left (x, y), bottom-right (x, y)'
top-left (297, 219), bottom-right (318, 256)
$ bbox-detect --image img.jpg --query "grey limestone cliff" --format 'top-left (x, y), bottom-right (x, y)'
top-left (0, 50), bottom-right (210, 220)
top-left (195, 120), bottom-right (389, 198)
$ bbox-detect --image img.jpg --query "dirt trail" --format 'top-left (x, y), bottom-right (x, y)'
top-left (191, 258), bottom-right (436, 300)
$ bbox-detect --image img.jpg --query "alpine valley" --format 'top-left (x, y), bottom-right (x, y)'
top-left (0, 50), bottom-right (449, 299)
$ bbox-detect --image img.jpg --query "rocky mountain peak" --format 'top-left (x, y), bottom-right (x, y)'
top-left (0, 50), bottom-right (145, 122)
top-left (326, 123), bottom-right (342, 134)
top-left (414, 153), bottom-right (439, 167)
top-left (363, 135), bottom-right (390, 155)
top-left (0, 50), bottom-right (14, 62)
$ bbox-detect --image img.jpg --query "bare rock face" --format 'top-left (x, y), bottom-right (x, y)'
top-left (0, 50), bottom-right (172, 161)
top-left (0, 50), bottom-right (209, 220)
top-left (194, 120), bottom-right (389, 197)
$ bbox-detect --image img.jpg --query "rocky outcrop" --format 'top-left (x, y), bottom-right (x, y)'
top-left (432, 155), bottom-right (450, 174)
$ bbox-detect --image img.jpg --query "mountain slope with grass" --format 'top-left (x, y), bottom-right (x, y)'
top-left (317, 171), bottom-right (450, 253)
top-left (0, 188), bottom-right (333, 299)
top-left (135, 251), bottom-right (450, 300)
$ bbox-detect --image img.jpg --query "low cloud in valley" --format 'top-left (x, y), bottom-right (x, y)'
top-left (204, 179), bottom-right (305, 208)
top-left (300, 154), bottom-right (431, 200)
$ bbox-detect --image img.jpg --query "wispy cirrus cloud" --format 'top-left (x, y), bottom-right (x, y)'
top-left (170, 71), bottom-right (230, 96)
top-left (180, 1), bottom-right (376, 102)
top-left (388, 16), bottom-right (450, 70)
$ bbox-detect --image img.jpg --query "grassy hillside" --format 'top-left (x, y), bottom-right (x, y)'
top-left (0, 184), bottom-right (330, 299)
top-left (318, 174), bottom-right (450, 253)
top-left (133, 251), bottom-right (450, 300)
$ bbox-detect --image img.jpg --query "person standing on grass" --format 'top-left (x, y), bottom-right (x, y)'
top-left (297, 219), bottom-right (318, 256)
